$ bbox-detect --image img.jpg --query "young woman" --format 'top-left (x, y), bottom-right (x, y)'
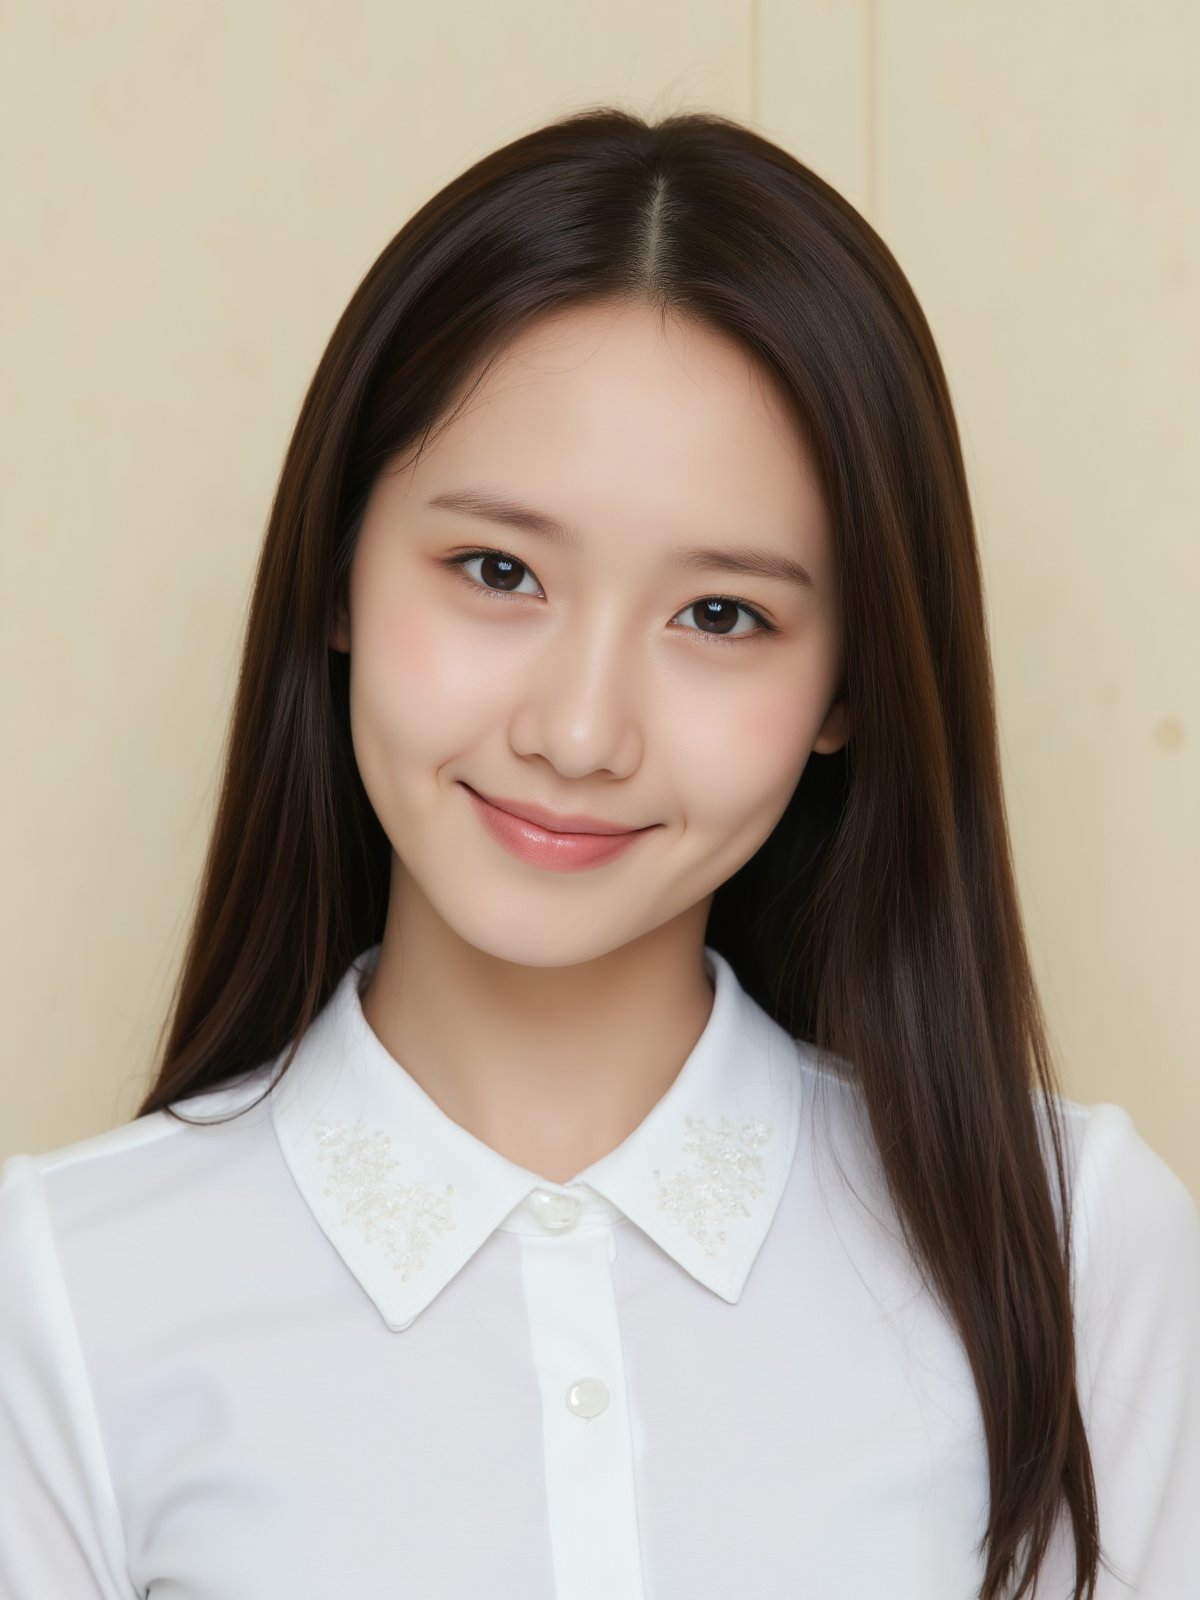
top-left (1, 107), bottom-right (1196, 1600)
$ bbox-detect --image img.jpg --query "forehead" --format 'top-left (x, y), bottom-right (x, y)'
top-left (389, 299), bottom-right (832, 583)
top-left (443, 299), bottom-right (808, 470)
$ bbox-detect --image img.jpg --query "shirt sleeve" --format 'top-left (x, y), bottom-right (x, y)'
top-left (0, 1153), bottom-right (137, 1599)
top-left (1068, 1103), bottom-right (1200, 1597)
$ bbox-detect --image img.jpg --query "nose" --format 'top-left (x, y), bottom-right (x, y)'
top-left (507, 606), bottom-right (644, 780)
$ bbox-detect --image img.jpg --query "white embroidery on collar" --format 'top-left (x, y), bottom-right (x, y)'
top-left (313, 1119), bottom-right (456, 1281)
top-left (652, 1113), bottom-right (773, 1256)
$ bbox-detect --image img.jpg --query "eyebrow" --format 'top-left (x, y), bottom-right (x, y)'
top-left (425, 487), bottom-right (816, 591)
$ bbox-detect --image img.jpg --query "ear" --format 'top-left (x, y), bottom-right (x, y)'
top-left (329, 597), bottom-right (350, 653)
top-left (811, 695), bottom-right (850, 755)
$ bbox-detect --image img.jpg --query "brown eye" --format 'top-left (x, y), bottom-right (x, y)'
top-left (478, 552), bottom-right (525, 591)
top-left (672, 596), bottom-right (774, 642)
top-left (691, 599), bottom-right (741, 635)
top-left (446, 547), bottom-right (776, 645)
top-left (448, 549), bottom-right (543, 596)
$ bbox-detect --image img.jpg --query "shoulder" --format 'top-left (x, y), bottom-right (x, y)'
top-left (0, 1065), bottom-right (286, 1457)
top-left (1061, 1095), bottom-right (1196, 1228)
top-left (0, 1065), bottom-right (280, 1288)
top-left (794, 1045), bottom-right (1195, 1233)
top-left (1026, 1092), bottom-right (1199, 1281)
top-left (789, 1050), bottom-right (1199, 1297)
top-left (1046, 1098), bottom-right (1200, 1374)
top-left (1039, 1104), bottom-right (1200, 1586)
top-left (0, 1069), bottom-right (282, 1593)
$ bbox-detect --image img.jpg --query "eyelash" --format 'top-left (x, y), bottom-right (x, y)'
top-left (442, 548), bottom-right (779, 645)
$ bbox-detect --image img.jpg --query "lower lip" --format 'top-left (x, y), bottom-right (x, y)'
top-left (462, 784), bottom-right (655, 871)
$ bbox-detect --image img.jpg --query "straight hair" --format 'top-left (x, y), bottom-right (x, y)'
top-left (135, 106), bottom-right (1106, 1599)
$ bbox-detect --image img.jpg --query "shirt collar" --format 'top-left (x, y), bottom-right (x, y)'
top-left (270, 942), bottom-right (806, 1331)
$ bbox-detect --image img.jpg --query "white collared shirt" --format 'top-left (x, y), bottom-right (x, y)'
top-left (1, 943), bottom-right (1197, 1598)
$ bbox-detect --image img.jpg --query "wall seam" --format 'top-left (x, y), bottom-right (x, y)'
top-left (749, 0), bottom-right (761, 123)
top-left (864, 0), bottom-right (878, 215)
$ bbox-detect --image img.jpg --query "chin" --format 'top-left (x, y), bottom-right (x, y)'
top-left (434, 891), bottom-right (657, 971)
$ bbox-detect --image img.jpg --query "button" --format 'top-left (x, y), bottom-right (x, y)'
top-left (565, 1377), bottom-right (609, 1418)
top-left (529, 1190), bottom-right (581, 1231)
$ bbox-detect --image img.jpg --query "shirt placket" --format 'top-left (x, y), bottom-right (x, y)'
top-left (518, 1193), bottom-right (645, 1599)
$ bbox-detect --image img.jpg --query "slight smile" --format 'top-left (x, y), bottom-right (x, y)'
top-left (458, 782), bottom-right (661, 872)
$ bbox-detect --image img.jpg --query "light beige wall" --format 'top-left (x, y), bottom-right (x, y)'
top-left (3, 2), bottom-right (1196, 1197)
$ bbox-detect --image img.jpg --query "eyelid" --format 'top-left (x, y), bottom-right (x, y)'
top-left (442, 546), bottom-right (779, 643)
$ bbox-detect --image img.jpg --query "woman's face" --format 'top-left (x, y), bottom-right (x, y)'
top-left (333, 298), bottom-right (848, 967)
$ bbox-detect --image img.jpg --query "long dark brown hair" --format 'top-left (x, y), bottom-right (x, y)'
top-left (136, 106), bottom-right (1108, 1598)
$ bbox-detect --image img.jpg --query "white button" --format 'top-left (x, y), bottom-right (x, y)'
top-left (565, 1377), bottom-right (609, 1418)
top-left (529, 1190), bottom-right (581, 1231)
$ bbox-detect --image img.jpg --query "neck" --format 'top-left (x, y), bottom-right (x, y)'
top-left (359, 867), bottom-right (715, 1184)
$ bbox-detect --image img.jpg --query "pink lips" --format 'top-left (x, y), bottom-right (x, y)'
top-left (461, 783), bottom-right (657, 871)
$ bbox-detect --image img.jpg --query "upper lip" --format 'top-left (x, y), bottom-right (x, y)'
top-left (464, 784), bottom-right (652, 836)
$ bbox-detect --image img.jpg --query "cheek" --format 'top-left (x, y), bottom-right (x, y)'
top-left (669, 675), bottom-right (821, 825)
top-left (350, 604), bottom-right (497, 763)
top-left (740, 678), bottom-right (826, 766)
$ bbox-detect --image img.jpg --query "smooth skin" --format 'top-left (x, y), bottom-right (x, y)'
top-left (329, 298), bottom-right (849, 1184)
